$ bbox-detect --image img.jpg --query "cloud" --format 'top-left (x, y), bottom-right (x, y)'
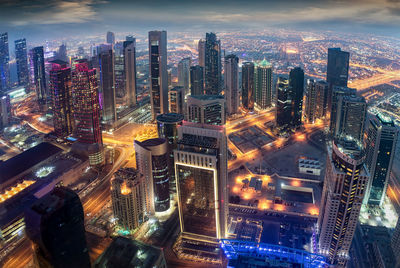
top-left (1, 0), bottom-right (106, 26)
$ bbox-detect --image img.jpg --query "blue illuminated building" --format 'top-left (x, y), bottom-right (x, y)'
top-left (220, 239), bottom-right (328, 268)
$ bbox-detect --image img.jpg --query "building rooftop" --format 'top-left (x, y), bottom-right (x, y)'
top-left (179, 134), bottom-right (218, 149)
top-left (189, 95), bottom-right (224, 101)
top-left (94, 237), bottom-right (164, 268)
top-left (135, 138), bottom-right (166, 148)
top-left (156, 113), bottom-right (184, 124)
top-left (0, 142), bottom-right (63, 187)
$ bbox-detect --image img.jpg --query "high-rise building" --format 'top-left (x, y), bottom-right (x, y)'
top-left (0, 32), bottom-right (10, 94)
top-left (187, 95), bottom-right (225, 125)
top-left (156, 113), bottom-right (184, 193)
top-left (254, 59), bottom-right (273, 110)
top-left (50, 60), bottom-right (74, 138)
top-left (124, 39), bottom-right (137, 107)
top-left (392, 218), bottom-right (400, 265)
top-left (178, 57), bottom-right (191, 98)
top-left (224, 54), bottom-right (239, 115)
top-left (98, 46), bottom-right (116, 123)
top-left (174, 122), bottom-right (228, 259)
top-left (56, 44), bottom-right (68, 62)
top-left (24, 187), bottom-right (91, 268)
top-left (31, 46), bottom-right (47, 106)
top-left (134, 138), bottom-right (170, 214)
top-left (149, 31), bottom-right (168, 119)
top-left (0, 95), bottom-right (11, 129)
top-left (204, 33), bottom-right (221, 95)
top-left (198, 39), bottom-right (205, 68)
top-left (106, 31), bottom-right (115, 45)
top-left (190, 65), bottom-right (204, 96)
top-left (114, 42), bottom-right (125, 99)
top-left (304, 80), bottom-right (329, 123)
top-left (94, 237), bottom-right (167, 268)
top-left (318, 138), bottom-right (369, 266)
top-left (327, 48), bottom-right (350, 112)
top-left (275, 76), bottom-right (292, 132)
top-left (72, 59), bottom-right (102, 144)
top-left (242, 62), bottom-right (255, 111)
top-left (111, 168), bottom-right (146, 231)
top-left (168, 86), bottom-right (184, 114)
top-left (329, 86), bottom-right (357, 137)
top-left (15, 38), bottom-right (29, 88)
top-left (289, 67), bottom-right (304, 129)
top-left (126, 35), bottom-right (135, 42)
top-left (364, 114), bottom-right (398, 206)
top-left (333, 95), bottom-right (367, 142)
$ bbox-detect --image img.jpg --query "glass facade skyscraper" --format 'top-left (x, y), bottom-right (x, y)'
top-left (15, 38), bottom-right (29, 88)
top-left (98, 46), bottom-right (116, 123)
top-left (72, 59), bottom-right (102, 144)
top-left (149, 31), bottom-right (168, 120)
top-left (224, 54), bottom-right (239, 115)
top-left (204, 33), bottom-right (221, 95)
top-left (190, 65), bottom-right (204, 96)
top-left (289, 67), bottom-right (304, 129)
top-left (241, 62), bottom-right (255, 111)
top-left (364, 113), bottom-right (398, 206)
top-left (0, 32), bottom-right (10, 94)
top-left (31, 46), bottom-right (47, 107)
top-left (254, 59), bottom-right (273, 110)
top-left (50, 60), bottom-right (74, 137)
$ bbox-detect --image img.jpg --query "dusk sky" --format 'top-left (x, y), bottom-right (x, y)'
top-left (1, 0), bottom-right (400, 42)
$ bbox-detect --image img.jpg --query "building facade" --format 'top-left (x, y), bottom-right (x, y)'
top-left (50, 60), bottom-right (74, 137)
top-left (134, 138), bottom-right (170, 214)
top-left (72, 59), bottom-right (102, 144)
top-left (98, 46), bottom-right (116, 124)
top-left (187, 95), bottom-right (225, 125)
top-left (178, 57), bottom-right (191, 99)
top-left (190, 65), bottom-right (204, 96)
top-left (289, 67), bottom-right (304, 129)
top-left (204, 33), bottom-right (221, 95)
top-left (15, 38), bottom-right (29, 88)
top-left (31, 46), bottom-right (47, 107)
top-left (24, 187), bottom-right (91, 268)
top-left (111, 168), bottom-right (146, 231)
top-left (364, 113), bottom-right (398, 206)
top-left (242, 62), bottom-right (255, 111)
top-left (254, 60), bottom-right (273, 110)
top-left (0, 32), bottom-right (10, 94)
top-left (224, 54), bottom-right (239, 115)
top-left (149, 31), bottom-right (168, 119)
top-left (168, 86), bottom-right (184, 114)
top-left (318, 139), bottom-right (369, 266)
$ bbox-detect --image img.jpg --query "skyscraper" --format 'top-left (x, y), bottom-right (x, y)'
top-left (327, 48), bottom-right (350, 112)
top-left (98, 46), bottom-right (116, 123)
top-left (149, 31), bottom-right (168, 119)
top-left (178, 57), bottom-right (191, 98)
top-left (318, 138), bottom-right (369, 266)
top-left (31, 46), bottom-right (47, 107)
top-left (72, 59), bottom-right (102, 144)
top-left (24, 187), bottom-right (91, 268)
top-left (190, 65), bottom-right (204, 96)
top-left (134, 138), bottom-right (170, 214)
top-left (254, 59), bottom-right (273, 110)
top-left (289, 67), bottom-right (304, 129)
top-left (329, 86), bottom-right (357, 137)
top-left (305, 79), bottom-right (329, 123)
top-left (106, 31), bottom-right (115, 45)
top-left (156, 113), bottom-right (184, 193)
top-left (224, 54), bottom-right (239, 115)
top-left (187, 95), bottom-right (225, 125)
top-left (114, 42), bottom-right (125, 99)
top-left (0, 32), bottom-right (10, 94)
top-left (56, 44), bottom-right (68, 62)
top-left (174, 122), bottom-right (228, 259)
top-left (204, 33), bottom-right (221, 95)
top-left (198, 39), bottom-right (205, 69)
top-left (111, 168), bottom-right (146, 231)
top-left (241, 62), bottom-right (255, 111)
top-left (334, 95), bottom-right (367, 142)
top-left (0, 95), bottom-right (11, 129)
top-left (15, 38), bottom-right (29, 88)
top-left (50, 60), bottom-right (74, 138)
top-left (275, 76), bottom-right (292, 132)
top-left (124, 39), bottom-right (137, 107)
top-left (364, 113), bottom-right (398, 206)
top-left (168, 86), bottom-right (184, 114)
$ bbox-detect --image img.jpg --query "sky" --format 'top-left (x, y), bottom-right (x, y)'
top-left (1, 0), bottom-right (400, 43)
